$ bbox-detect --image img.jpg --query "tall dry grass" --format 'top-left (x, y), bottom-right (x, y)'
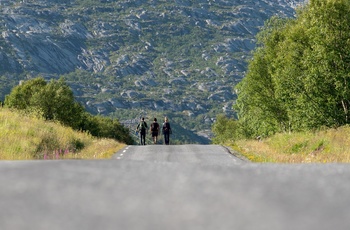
top-left (230, 126), bottom-right (350, 163)
top-left (0, 109), bottom-right (125, 160)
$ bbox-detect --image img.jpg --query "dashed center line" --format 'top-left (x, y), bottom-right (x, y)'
top-left (116, 146), bottom-right (130, 160)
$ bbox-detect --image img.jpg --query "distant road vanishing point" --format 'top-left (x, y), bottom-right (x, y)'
top-left (0, 144), bottom-right (350, 230)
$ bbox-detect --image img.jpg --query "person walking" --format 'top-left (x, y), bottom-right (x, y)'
top-left (150, 118), bottom-right (160, 144)
top-left (162, 117), bottom-right (172, 145)
top-left (136, 117), bottom-right (148, 145)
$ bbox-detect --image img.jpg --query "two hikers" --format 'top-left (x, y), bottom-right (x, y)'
top-left (136, 116), bottom-right (172, 145)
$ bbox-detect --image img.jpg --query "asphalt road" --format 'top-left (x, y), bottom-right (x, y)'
top-left (1, 144), bottom-right (350, 230)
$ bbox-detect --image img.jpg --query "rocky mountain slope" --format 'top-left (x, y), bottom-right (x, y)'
top-left (0, 0), bottom-right (305, 143)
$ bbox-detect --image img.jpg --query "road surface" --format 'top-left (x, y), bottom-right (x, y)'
top-left (0, 144), bottom-right (350, 230)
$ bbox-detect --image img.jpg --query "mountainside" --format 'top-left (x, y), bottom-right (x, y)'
top-left (0, 0), bottom-right (305, 143)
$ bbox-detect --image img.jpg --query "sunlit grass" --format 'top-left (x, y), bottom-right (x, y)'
top-left (229, 125), bottom-right (350, 163)
top-left (0, 109), bottom-right (125, 160)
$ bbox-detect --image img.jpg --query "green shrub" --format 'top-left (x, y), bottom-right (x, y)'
top-left (5, 77), bottom-right (133, 144)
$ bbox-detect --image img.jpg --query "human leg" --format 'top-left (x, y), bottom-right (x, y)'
top-left (164, 133), bottom-right (169, 145)
top-left (140, 131), bottom-right (146, 145)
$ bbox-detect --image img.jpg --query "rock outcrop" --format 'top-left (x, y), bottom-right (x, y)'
top-left (0, 0), bottom-right (306, 142)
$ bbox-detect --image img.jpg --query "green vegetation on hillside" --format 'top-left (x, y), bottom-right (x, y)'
top-left (5, 77), bottom-right (84, 129)
top-left (0, 108), bottom-right (125, 160)
top-left (213, 0), bottom-right (350, 162)
top-left (0, 0), bottom-right (298, 144)
top-left (214, 0), bottom-right (350, 139)
top-left (230, 126), bottom-right (350, 163)
top-left (4, 77), bottom-right (134, 145)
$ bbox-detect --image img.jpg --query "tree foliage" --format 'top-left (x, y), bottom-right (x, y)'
top-left (80, 113), bottom-right (134, 145)
top-left (5, 77), bottom-right (84, 129)
top-left (212, 114), bottom-right (242, 144)
top-left (5, 77), bottom-right (133, 144)
top-left (214, 0), bottom-right (350, 141)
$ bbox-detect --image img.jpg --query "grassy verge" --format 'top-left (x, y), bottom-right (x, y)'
top-left (0, 109), bottom-right (125, 160)
top-left (227, 126), bottom-right (350, 163)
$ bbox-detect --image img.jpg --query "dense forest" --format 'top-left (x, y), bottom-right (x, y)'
top-left (213, 0), bottom-right (350, 143)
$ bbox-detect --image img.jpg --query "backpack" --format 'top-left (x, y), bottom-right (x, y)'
top-left (140, 121), bottom-right (146, 131)
top-left (163, 122), bottom-right (172, 134)
top-left (151, 123), bottom-right (158, 132)
top-left (163, 122), bottom-right (168, 132)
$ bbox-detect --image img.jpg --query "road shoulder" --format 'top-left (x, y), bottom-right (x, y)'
top-left (222, 145), bottom-right (250, 163)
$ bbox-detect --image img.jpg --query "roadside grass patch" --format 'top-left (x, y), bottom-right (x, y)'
top-left (0, 109), bottom-right (125, 160)
top-left (230, 126), bottom-right (350, 163)
top-left (291, 141), bottom-right (309, 154)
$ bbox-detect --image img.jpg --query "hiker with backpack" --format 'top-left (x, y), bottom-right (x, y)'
top-left (150, 118), bottom-right (160, 144)
top-left (162, 117), bottom-right (172, 145)
top-left (136, 117), bottom-right (148, 145)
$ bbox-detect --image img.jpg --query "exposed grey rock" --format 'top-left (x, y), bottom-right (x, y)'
top-left (135, 77), bottom-right (158, 87)
top-left (197, 82), bottom-right (219, 92)
top-left (208, 90), bottom-right (234, 101)
top-left (59, 20), bottom-right (92, 39)
top-left (169, 77), bottom-right (187, 85)
top-left (89, 101), bottom-right (115, 115)
top-left (0, 0), bottom-right (305, 142)
top-left (200, 68), bottom-right (219, 79)
top-left (121, 90), bottom-right (144, 99)
top-left (153, 100), bottom-right (166, 110)
top-left (108, 98), bottom-right (128, 109)
top-left (79, 49), bottom-right (110, 73)
top-left (223, 102), bottom-right (234, 113)
top-left (196, 104), bottom-right (206, 111)
top-left (107, 54), bottom-right (150, 77)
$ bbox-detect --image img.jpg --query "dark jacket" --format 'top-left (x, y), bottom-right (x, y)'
top-left (137, 121), bottom-right (148, 134)
top-left (162, 122), bottom-right (171, 134)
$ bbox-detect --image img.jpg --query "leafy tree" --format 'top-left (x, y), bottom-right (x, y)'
top-left (30, 78), bottom-right (85, 129)
top-left (234, 17), bottom-right (290, 138)
top-left (212, 114), bottom-right (241, 143)
top-left (5, 77), bottom-right (84, 129)
top-left (5, 77), bottom-right (133, 144)
top-left (232, 0), bottom-right (350, 139)
top-left (80, 113), bottom-right (134, 145)
top-left (5, 77), bottom-right (47, 110)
